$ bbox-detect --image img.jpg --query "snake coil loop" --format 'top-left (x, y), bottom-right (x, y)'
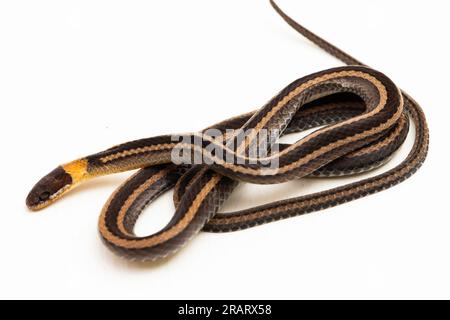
top-left (26, 1), bottom-right (429, 262)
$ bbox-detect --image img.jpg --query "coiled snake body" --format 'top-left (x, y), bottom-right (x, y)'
top-left (26, 1), bottom-right (429, 261)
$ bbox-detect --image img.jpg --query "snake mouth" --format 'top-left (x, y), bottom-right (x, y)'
top-left (26, 166), bottom-right (74, 211)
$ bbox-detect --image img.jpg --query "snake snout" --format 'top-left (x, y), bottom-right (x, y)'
top-left (26, 166), bottom-right (73, 211)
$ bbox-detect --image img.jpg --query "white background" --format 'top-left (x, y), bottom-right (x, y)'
top-left (0, 0), bottom-right (448, 300)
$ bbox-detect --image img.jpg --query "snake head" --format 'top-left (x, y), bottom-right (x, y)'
top-left (26, 160), bottom-right (89, 211)
top-left (26, 166), bottom-right (74, 211)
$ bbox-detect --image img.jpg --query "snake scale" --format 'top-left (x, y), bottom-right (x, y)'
top-left (26, 1), bottom-right (429, 261)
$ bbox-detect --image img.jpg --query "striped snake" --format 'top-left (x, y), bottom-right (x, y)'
top-left (26, 1), bottom-right (429, 261)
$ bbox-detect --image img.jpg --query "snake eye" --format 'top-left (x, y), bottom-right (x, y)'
top-left (39, 191), bottom-right (51, 202)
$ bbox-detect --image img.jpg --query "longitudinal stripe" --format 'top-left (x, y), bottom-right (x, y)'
top-left (207, 125), bottom-right (427, 228)
top-left (115, 168), bottom-right (174, 236)
top-left (100, 143), bottom-right (176, 164)
top-left (170, 70), bottom-right (396, 170)
top-left (235, 70), bottom-right (389, 155)
top-left (99, 174), bottom-right (222, 249)
top-left (349, 115), bottom-right (407, 157)
top-left (173, 103), bottom-right (403, 177)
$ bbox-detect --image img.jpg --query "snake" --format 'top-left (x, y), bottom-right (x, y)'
top-left (26, 0), bottom-right (429, 262)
